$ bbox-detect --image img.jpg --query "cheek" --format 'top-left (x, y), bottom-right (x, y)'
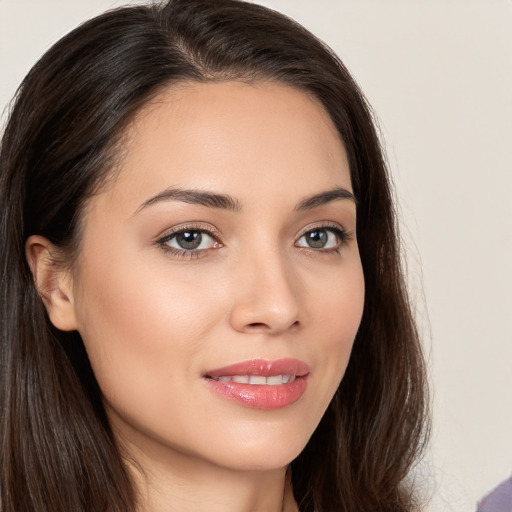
top-left (308, 258), bottom-right (365, 388)
top-left (72, 250), bottom-right (224, 413)
top-left (326, 274), bottom-right (364, 356)
top-left (309, 251), bottom-right (364, 331)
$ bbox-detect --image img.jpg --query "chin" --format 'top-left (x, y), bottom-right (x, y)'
top-left (201, 422), bottom-right (313, 472)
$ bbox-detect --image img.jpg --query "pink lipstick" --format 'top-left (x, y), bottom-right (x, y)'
top-left (204, 358), bottom-right (310, 410)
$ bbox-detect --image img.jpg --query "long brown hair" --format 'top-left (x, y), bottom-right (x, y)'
top-left (0, 1), bottom-right (429, 510)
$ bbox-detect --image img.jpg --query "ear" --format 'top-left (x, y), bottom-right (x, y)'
top-left (25, 235), bottom-right (79, 331)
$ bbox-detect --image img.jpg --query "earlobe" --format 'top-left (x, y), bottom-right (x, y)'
top-left (25, 235), bottom-right (79, 332)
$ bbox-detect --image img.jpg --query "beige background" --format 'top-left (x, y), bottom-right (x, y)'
top-left (1, 1), bottom-right (511, 510)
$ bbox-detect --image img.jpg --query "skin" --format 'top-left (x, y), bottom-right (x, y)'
top-left (28, 81), bottom-right (365, 512)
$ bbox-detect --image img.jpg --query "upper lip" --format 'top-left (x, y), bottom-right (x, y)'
top-left (204, 358), bottom-right (310, 378)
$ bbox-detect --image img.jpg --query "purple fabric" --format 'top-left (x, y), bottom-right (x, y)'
top-left (477, 475), bottom-right (512, 512)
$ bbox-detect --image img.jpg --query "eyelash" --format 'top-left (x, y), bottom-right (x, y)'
top-left (156, 222), bottom-right (352, 260)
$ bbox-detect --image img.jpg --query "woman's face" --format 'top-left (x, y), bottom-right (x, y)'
top-left (69, 81), bottom-right (364, 472)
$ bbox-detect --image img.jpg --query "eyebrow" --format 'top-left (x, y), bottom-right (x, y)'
top-left (135, 187), bottom-right (242, 214)
top-left (135, 185), bottom-right (355, 214)
top-left (295, 187), bottom-right (356, 211)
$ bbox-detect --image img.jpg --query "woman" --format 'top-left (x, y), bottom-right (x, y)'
top-left (0, 0), bottom-right (429, 511)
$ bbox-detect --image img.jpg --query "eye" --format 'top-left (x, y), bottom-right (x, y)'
top-left (295, 226), bottom-right (346, 250)
top-left (157, 226), bottom-right (222, 257)
top-left (166, 230), bottom-right (214, 251)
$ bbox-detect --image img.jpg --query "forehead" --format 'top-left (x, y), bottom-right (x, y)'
top-left (101, 80), bottom-right (352, 213)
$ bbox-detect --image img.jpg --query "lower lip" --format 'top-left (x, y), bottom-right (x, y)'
top-left (204, 376), bottom-right (308, 410)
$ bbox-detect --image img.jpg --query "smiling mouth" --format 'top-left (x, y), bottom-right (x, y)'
top-left (203, 358), bottom-right (310, 409)
top-left (204, 358), bottom-right (310, 382)
top-left (209, 374), bottom-right (296, 385)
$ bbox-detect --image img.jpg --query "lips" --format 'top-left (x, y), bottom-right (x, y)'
top-left (203, 358), bottom-right (310, 410)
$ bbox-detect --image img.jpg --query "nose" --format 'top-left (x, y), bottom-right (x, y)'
top-left (229, 251), bottom-right (302, 336)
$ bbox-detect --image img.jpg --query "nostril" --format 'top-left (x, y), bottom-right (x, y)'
top-left (246, 320), bottom-right (300, 331)
top-left (289, 320), bottom-right (300, 332)
top-left (247, 322), bottom-right (270, 329)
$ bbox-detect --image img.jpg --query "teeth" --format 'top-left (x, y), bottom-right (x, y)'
top-left (249, 375), bottom-right (266, 385)
top-left (212, 374), bottom-right (295, 385)
top-left (232, 375), bottom-right (249, 383)
top-left (266, 375), bottom-right (283, 385)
